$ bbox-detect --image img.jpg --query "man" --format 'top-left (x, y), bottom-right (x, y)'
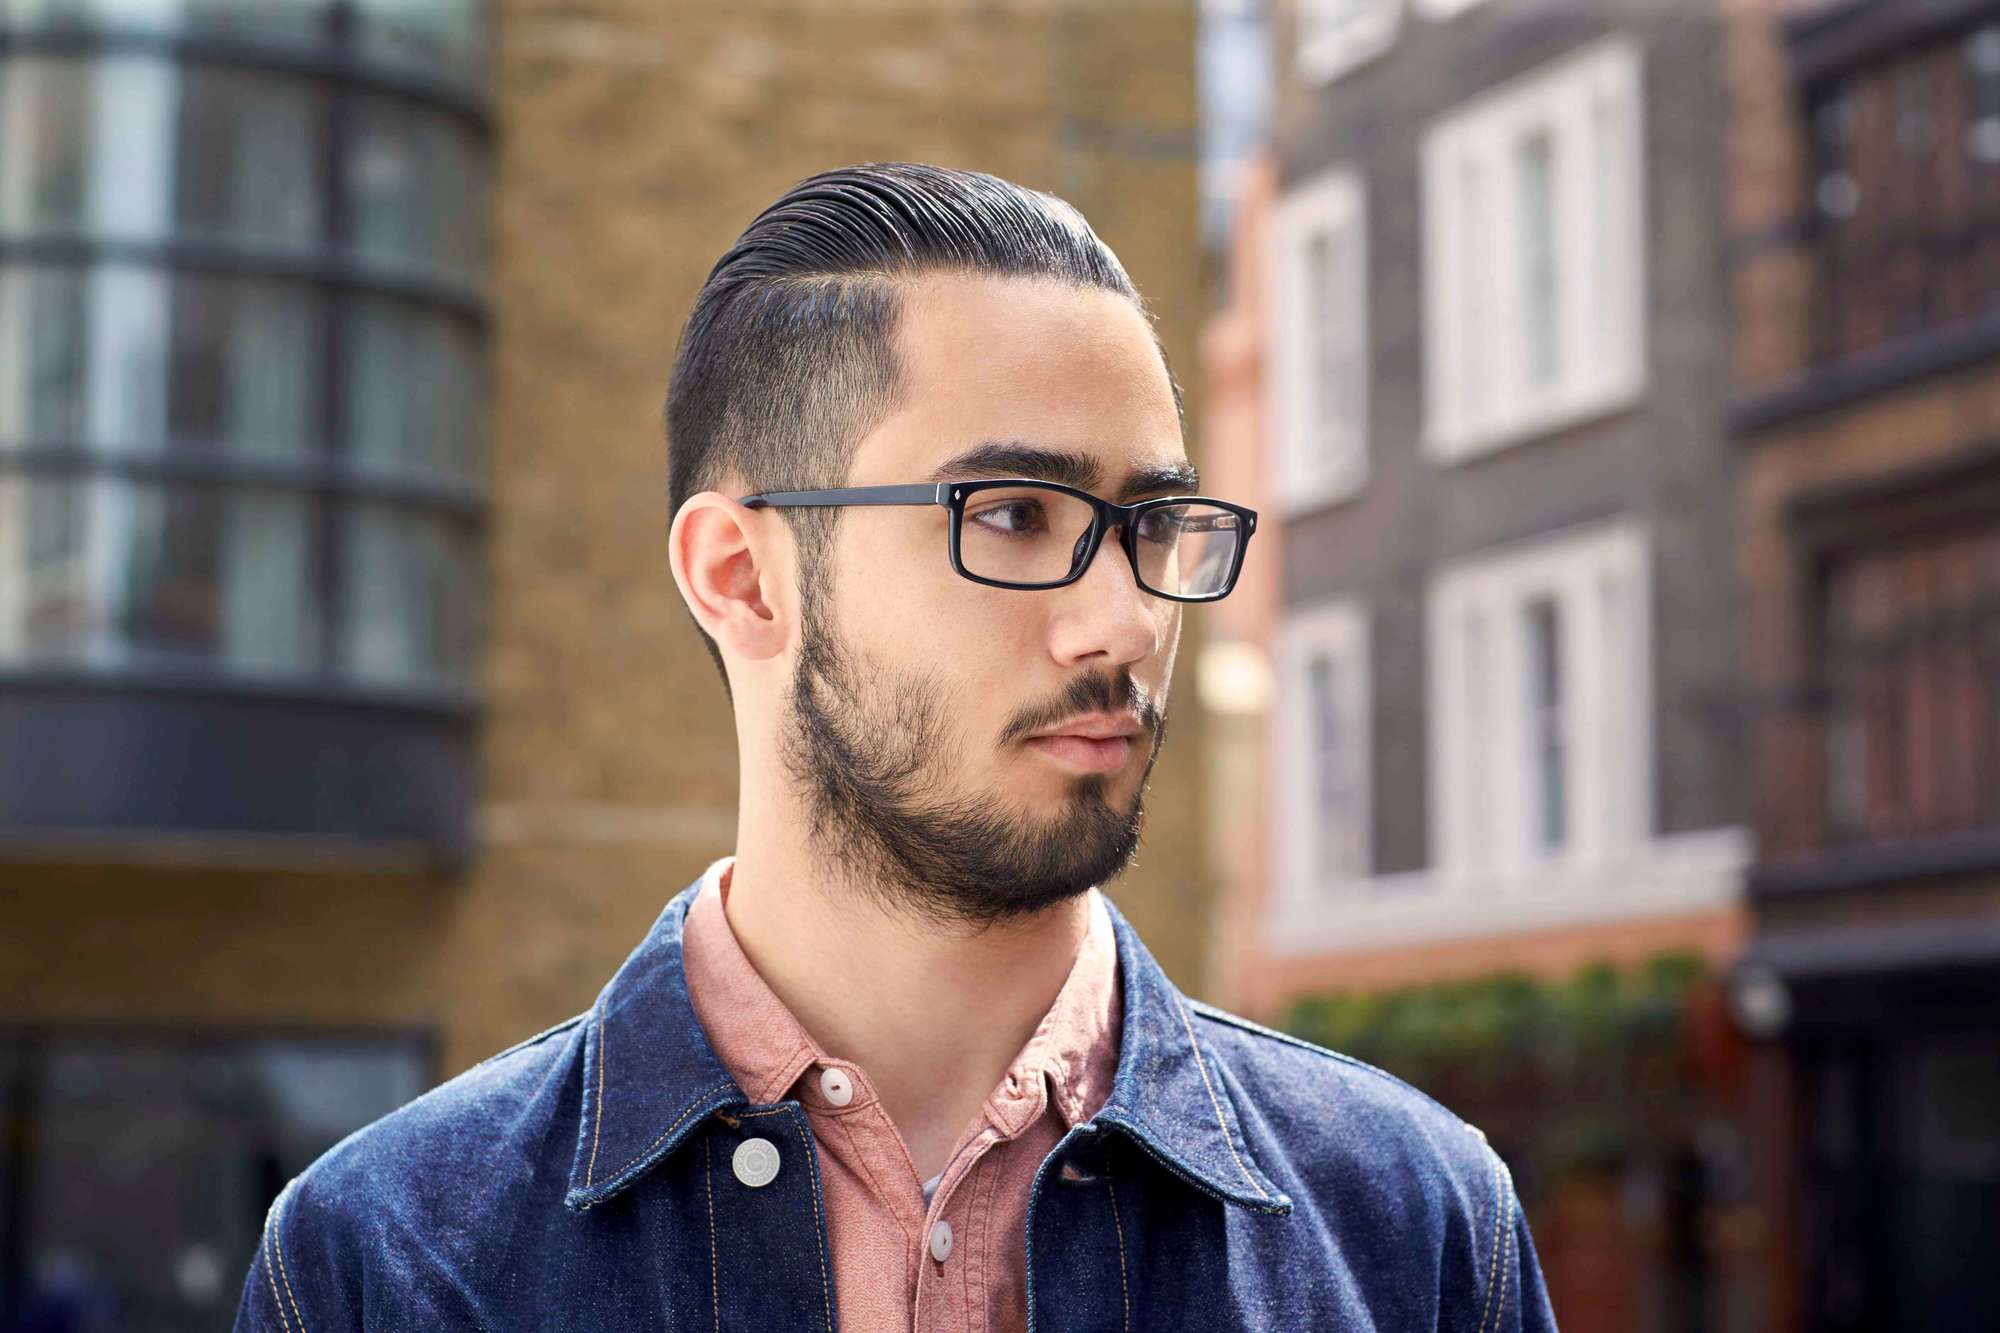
top-left (233, 162), bottom-right (1558, 1331)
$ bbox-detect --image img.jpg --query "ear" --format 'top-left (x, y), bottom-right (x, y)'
top-left (668, 493), bottom-right (793, 665)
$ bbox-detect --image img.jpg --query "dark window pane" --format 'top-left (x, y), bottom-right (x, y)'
top-left (0, 57), bottom-right (321, 251)
top-left (116, 482), bottom-right (321, 673)
top-left (166, 273), bottom-right (321, 458)
top-left (0, 266), bottom-right (91, 444)
top-left (1, 0), bottom-right (334, 46)
top-left (354, 0), bottom-right (486, 86)
top-left (173, 65), bottom-right (323, 250)
top-left (344, 296), bottom-right (485, 481)
top-left (347, 95), bottom-right (487, 282)
top-left (0, 478), bottom-right (321, 674)
top-left (339, 504), bottom-right (478, 687)
top-left (0, 475), bottom-right (91, 661)
top-left (0, 56), bottom-right (94, 235)
top-left (9, 1033), bottom-right (423, 1333)
top-left (0, 264), bottom-right (321, 457)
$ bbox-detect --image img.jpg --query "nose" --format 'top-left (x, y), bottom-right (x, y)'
top-left (1048, 520), bottom-right (1163, 669)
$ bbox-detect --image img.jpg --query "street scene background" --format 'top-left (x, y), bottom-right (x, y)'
top-left (2, 0), bottom-right (1997, 1328)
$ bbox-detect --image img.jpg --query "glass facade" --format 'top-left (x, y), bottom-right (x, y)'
top-left (0, 1030), bottom-right (429, 1331)
top-left (0, 0), bottom-right (490, 694)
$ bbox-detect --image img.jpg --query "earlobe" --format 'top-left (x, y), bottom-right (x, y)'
top-left (668, 494), bottom-right (790, 662)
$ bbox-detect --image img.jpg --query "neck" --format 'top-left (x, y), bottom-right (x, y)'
top-left (718, 839), bottom-right (1093, 1178)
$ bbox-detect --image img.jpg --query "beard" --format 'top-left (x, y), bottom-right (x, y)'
top-left (777, 573), bottom-right (1164, 933)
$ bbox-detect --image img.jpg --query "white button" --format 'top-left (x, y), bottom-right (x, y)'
top-left (928, 1218), bottom-right (954, 1263)
top-left (732, 1137), bottom-right (780, 1188)
top-left (819, 1066), bottom-right (854, 1107)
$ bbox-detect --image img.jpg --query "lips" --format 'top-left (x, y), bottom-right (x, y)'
top-left (1026, 734), bottom-right (1134, 773)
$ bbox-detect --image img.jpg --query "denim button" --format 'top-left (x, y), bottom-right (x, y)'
top-left (820, 1067), bottom-right (854, 1107)
top-left (732, 1137), bottom-right (780, 1188)
top-left (928, 1218), bottom-right (954, 1262)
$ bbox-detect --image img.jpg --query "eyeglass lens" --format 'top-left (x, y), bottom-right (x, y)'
top-left (956, 486), bottom-right (1242, 596)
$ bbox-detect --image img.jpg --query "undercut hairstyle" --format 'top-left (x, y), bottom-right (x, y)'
top-left (664, 161), bottom-right (1184, 701)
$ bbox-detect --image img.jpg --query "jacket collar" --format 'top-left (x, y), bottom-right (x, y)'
top-left (564, 866), bottom-right (1292, 1215)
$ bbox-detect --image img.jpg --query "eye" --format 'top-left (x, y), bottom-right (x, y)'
top-left (969, 499), bottom-right (1047, 535)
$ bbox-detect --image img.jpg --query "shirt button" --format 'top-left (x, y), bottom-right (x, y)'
top-left (819, 1066), bottom-right (854, 1107)
top-left (928, 1218), bottom-right (954, 1263)
top-left (732, 1137), bottom-right (781, 1188)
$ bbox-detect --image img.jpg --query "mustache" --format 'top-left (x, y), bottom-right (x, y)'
top-left (1004, 677), bottom-right (1160, 747)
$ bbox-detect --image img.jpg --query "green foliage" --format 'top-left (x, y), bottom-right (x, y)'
top-left (1278, 950), bottom-right (1708, 1088)
top-left (1278, 950), bottom-right (1711, 1181)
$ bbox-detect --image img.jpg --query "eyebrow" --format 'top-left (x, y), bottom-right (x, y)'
top-left (926, 439), bottom-right (1200, 500)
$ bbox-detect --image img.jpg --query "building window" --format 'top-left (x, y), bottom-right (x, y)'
top-left (0, 1), bottom-right (491, 695)
top-left (1818, 522), bottom-right (2000, 846)
top-left (1293, 0), bottom-right (1401, 87)
top-left (1273, 597), bottom-right (1370, 898)
top-left (1268, 167), bottom-right (1368, 512)
top-left (1415, 0), bottom-right (1492, 18)
top-left (1806, 20), bottom-right (2000, 362)
top-left (1421, 34), bottom-right (1645, 460)
top-left (1428, 517), bottom-right (1650, 878)
top-left (0, 1029), bottom-right (428, 1330)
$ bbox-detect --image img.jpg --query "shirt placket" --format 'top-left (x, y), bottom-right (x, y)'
top-left (911, 1066), bottom-right (1050, 1333)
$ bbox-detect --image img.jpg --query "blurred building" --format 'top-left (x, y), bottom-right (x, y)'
top-left (1727, 0), bottom-right (2000, 1328)
top-left (1203, 1), bottom-right (1760, 1329)
top-left (0, 0), bottom-right (1209, 1325)
top-left (1206, 1), bottom-right (2000, 1330)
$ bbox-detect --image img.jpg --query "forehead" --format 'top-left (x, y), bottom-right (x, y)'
top-left (850, 272), bottom-right (1193, 496)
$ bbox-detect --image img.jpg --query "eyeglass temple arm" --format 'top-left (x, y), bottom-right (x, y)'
top-left (740, 484), bottom-right (948, 509)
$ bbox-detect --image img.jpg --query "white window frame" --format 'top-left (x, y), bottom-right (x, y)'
top-left (1267, 166), bottom-right (1369, 514)
top-left (1415, 0), bottom-right (1492, 19)
top-left (1270, 596), bottom-right (1372, 905)
top-left (1421, 34), bottom-right (1645, 462)
top-left (1427, 515), bottom-right (1651, 884)
top-left (1293, 0), bottom-right (1403, 87)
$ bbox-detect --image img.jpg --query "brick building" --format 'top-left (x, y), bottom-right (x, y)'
top-left (1202, 1), bottom-right (1762, 1328)
top-left (0, 1), bottom-right (1210, 1323)
top-left (1726, 0), bottom-right (2000, 1327)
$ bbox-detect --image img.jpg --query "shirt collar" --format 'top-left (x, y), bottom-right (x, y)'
top-left (679, 855), bottom-right (1122, 1134)
top-left (564, 860), bottom-right (1291, 1215)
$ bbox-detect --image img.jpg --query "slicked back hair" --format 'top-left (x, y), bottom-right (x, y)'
top-left (664, 162), bottom-right (1183, 701)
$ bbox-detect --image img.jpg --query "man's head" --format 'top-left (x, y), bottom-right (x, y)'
top-left (666, 163), bottom-right (1193, 931)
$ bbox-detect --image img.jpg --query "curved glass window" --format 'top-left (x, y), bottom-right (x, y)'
top-left (0, 2), bottom-right (490, 694)
top-left (356, 0), bottom-right (485, 88)
top-left (339, 502), bottom-right (477, 686)
top-left (0, 265), bottom-right (323, 458)
top-left (0, 57), bottom-right (321, 249)
top-left (0, 477), bottom-right (321, 673)
top-left (1, 1), bottom-right (486, 89)
top-left (347, 92), bottom-right (487, 281)
top-left (3, 0), bottom-right (335, 44)
top-left (344, 295), bottom-right (484, 479)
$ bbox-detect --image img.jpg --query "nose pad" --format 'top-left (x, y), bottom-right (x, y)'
top-left (1071, 527), bottom-right (1093, 570)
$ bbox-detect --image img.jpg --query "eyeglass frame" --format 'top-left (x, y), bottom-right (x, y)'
top-left (738, 478), bottom-right (1258, 602)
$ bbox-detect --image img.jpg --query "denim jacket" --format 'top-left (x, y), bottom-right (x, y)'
top-left (233, 869), bottom-right (1560, 1331)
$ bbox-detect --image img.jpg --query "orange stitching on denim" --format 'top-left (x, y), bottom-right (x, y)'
top-left (1106, 1173), bottom-right (1131, 1333)
top-left (261, 1198), bottom-right (294, 1333)
top-left (1476, 1151), bottom-right (1505, 1333)
top-left (1168, 988), bottom-right (1269, 1199)
top-left (727, 1108), bottom-right (833, 1330)
top-left (600, 1080), bottom-right (739, 1187)
top-left (586, 996), bottom-right (608, 1186)
top-left (703, 1137), bottom-right (719, 1333)
top-left (271, 1183), bottom-right (308, 1333)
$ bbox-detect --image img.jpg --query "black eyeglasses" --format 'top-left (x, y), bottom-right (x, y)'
top-left (740, 479), bottom-right (1257, 602)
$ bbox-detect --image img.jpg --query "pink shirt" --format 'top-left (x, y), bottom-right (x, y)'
top-left (680, 854), bottom-right (1123, 1332)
